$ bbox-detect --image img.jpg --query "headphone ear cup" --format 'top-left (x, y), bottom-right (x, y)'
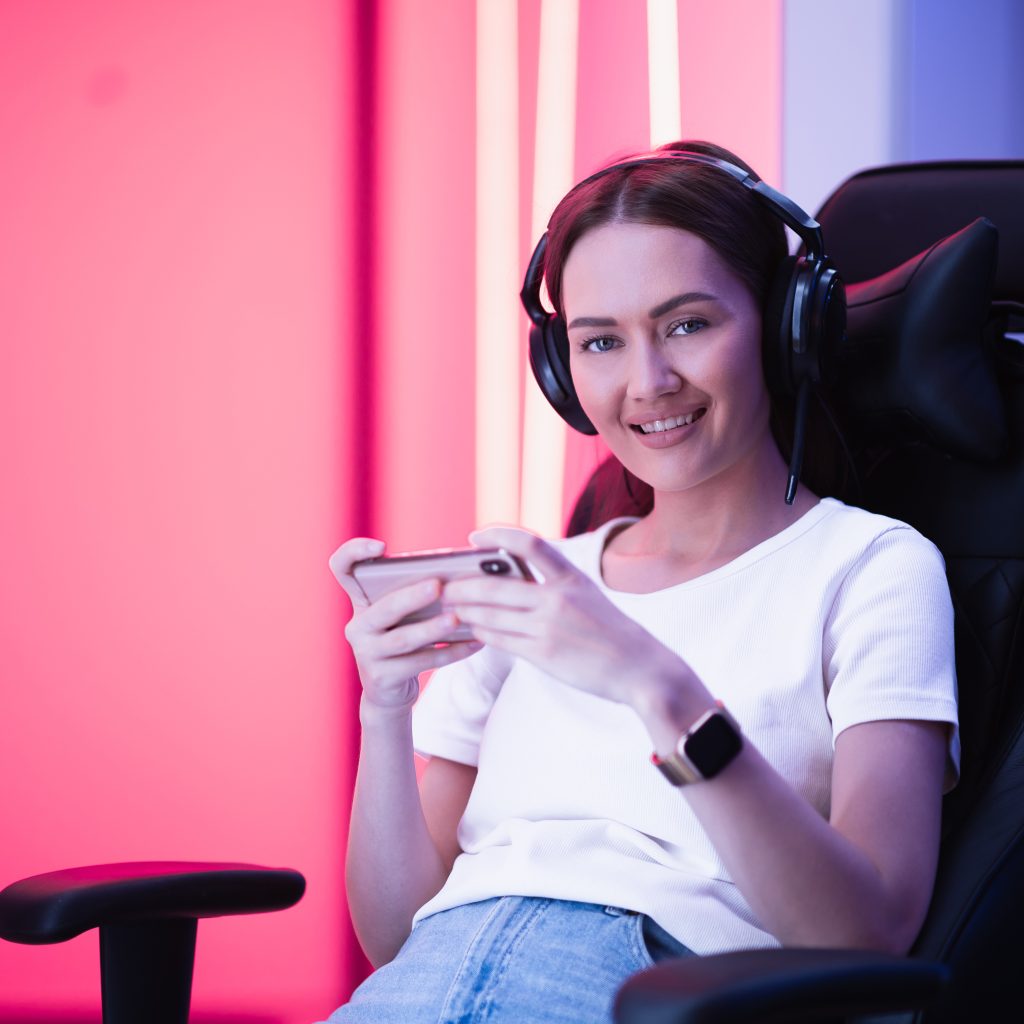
top-left (762, 255), bottom-right (798, 398)
top-left (528, 314), bottom-right (597, 435)
top-left (809, 264), bottom-right (845, 390)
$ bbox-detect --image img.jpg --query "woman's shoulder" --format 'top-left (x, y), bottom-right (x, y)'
top-left (812, 497), bottom-right (948, 581)
top-left (815, 496), bottom-right (935, 545)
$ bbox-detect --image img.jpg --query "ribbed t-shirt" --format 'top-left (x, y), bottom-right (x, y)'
top-left (410, 498), bottom-right (960, 955)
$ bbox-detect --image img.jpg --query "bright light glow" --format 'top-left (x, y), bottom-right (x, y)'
top-left (647, 0), bottom-right (681, 146)
top-left (520, 0), bottom-right (579, 536)
top-left (476, 0), bottom-right (520, 527)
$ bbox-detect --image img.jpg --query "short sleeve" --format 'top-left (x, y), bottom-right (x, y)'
top-left (411, 643), bottom-right (514, 766)
top-left (823, 526), bottom-right (960, 790)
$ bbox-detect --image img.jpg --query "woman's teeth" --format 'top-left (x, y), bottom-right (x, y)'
top-left (638, 410), bottom-right (704, 433)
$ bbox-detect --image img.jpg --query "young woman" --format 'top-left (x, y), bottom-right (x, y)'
top-left (322, 141), bottom-right (959, 1023)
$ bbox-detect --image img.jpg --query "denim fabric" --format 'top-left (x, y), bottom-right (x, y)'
top-left (319, 896), bottom-right (694, 1024)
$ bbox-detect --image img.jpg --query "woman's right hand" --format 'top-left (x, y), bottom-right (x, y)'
top-left (330, 537), bottom-right (484, 714)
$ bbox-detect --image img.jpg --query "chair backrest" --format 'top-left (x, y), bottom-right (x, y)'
top-left (567, 161), bottom-right (1024, 1023)
top-left (816, 161), bottom-right (1024, 1023)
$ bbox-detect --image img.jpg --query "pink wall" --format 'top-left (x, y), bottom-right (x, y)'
top-left (0, 2), bottom-right (356, 1019)
top-left (371, 0), bottom-right (478, 553)
top-left (677, 1), bottom-right (783, 184)
top-left (0, 0), bottom-right (785, 1017)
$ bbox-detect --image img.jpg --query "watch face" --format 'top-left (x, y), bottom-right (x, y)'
top-left (685, 712), bottom-right (743, 778)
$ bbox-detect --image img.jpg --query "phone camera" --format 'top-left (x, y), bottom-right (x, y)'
top-left (480, 559), bottom-right (510, 575)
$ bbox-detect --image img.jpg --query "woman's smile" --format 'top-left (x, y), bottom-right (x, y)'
top-left (630, 407), bottom-right (708, 447)
top-left (562, 220), bottom-right (773, 498)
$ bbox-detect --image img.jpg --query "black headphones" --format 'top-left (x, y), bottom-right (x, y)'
top-left (519, 150), bottom-right (847, 504)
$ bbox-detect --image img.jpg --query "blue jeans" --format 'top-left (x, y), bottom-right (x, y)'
top-left (320, 896), bottom-right (695, 1023)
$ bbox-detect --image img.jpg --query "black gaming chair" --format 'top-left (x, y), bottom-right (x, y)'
top-left (2, 161), bottom-right (1022, 1024)
top-left (606, 160), bottom-right (1024, 1023)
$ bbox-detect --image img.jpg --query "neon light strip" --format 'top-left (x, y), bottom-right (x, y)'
top-left (475, 0), bottom-right (521, 527)
top-left (520, 0), bottom-right (579, 536)
top-left (647, 0), bottom-right (681, 146)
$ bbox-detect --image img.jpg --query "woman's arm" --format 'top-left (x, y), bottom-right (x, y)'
top-left (331, 537), bottom-right (481, 967)
top-left (346, 709), bottom-right (476, 967)
top-left (637, 688), bottom-right (947, 952)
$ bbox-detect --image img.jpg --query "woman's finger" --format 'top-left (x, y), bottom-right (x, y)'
top-left (357, 578), bottom-right (443, 633)
top-left (329, 537), bottom-right (387, 607)
top-left (469, 526), bottom-right (576, 582)
top-left (442, 575), bottom-right (536, 607)
top-left (375, 610), bottom-right (467, 658)
top-left (447, 602), bottom-right (536, 639)
top-left (379, 640), bottom-right (484, 679)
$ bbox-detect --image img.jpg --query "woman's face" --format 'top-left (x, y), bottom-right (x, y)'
top-left (563, 220), bottom-right (775, 498)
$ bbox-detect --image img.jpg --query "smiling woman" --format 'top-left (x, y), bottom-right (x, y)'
top-left (535, 141), bottom-right (850, 526)
top-left (564, 221), bottom-right (780, 529)
top-left (322, 142), bottom-right (960, 1023)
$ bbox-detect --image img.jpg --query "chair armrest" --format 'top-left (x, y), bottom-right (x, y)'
top-left (0, 861), bottom-right (306, 944)
top-left (614, 947), bottom-right (948, 1023)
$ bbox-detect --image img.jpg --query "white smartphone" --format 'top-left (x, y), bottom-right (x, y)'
top-left (344, 547), bottom-right (535, 642)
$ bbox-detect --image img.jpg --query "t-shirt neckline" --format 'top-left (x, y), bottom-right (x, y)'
top-left (593, 497), bottom-right (839, 596)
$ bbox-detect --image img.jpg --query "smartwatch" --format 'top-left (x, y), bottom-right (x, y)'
top-left (651, 701), bottom-right (743, 785)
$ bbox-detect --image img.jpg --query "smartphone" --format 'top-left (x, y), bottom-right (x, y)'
top-left (347, 547), bottom-right (535, 642)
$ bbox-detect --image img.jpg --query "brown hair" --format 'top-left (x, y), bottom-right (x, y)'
top-left (545, 140), bottom-right (787, 322)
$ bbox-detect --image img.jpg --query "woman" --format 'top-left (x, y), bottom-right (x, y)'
top-left (322, 141), bottom-right (959, 1023)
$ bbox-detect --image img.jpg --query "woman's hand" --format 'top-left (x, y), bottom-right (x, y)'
top-left (443, 526), bottom-right (700, 712)
top-left (330, 537), bottom-right (483, 714)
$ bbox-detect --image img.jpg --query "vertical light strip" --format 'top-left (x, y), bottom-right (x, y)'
top-left (519, 0), bottom-right (579, 536)
top-left (476, 0), bottom-right (520, 526)
top-left (647, 0), bottom-right (681, 146)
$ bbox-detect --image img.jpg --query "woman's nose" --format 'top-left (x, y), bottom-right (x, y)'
top-left (625, 340), bottom-right (682, 400)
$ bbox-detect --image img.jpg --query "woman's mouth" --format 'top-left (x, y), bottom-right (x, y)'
top-left (629, 408), bottom-right (707, 446)
top-left (635, 409), bottom-right (705, 433)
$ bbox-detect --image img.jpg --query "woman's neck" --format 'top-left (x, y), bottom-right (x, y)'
top-left (617, 438), bottom-right (819, 567)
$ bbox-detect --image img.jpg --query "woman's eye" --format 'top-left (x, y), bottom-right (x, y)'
top-left (670, 318), bottom-right (707, 336)
top-left (581, 335), bottom-right (620, 353)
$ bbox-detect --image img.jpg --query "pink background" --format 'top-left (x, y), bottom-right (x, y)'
top-left (0, 1), bottom-right (356, 1019)
top-left (2, 0), bottom-right (926, 1019)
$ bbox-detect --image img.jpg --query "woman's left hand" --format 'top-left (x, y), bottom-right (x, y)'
top-left (442, 526), bottom-right (694, 707)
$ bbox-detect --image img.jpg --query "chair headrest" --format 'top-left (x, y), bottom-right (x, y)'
top-left (817, 160), bottom-right (1024, 306)
top-left (836, 217), bottom-right (1004, 461)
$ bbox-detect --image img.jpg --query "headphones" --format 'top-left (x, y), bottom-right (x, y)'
top-left (519, 150), bottom-right (847, 504)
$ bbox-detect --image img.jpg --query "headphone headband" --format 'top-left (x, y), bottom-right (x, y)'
top-left (556, 150), bottom-right (825, 259)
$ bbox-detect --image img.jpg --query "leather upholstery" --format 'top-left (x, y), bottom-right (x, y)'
top-left (822, 166), bottom-right (1024, 1021)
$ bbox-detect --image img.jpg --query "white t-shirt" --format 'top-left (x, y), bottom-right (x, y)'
top-left (410, 498), bottom-right (960, 955)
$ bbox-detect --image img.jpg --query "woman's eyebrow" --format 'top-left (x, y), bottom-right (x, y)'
top-left (648, 291), bottom-right (719, 318)
top-left (567, 291), bottom-right (719, 330)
